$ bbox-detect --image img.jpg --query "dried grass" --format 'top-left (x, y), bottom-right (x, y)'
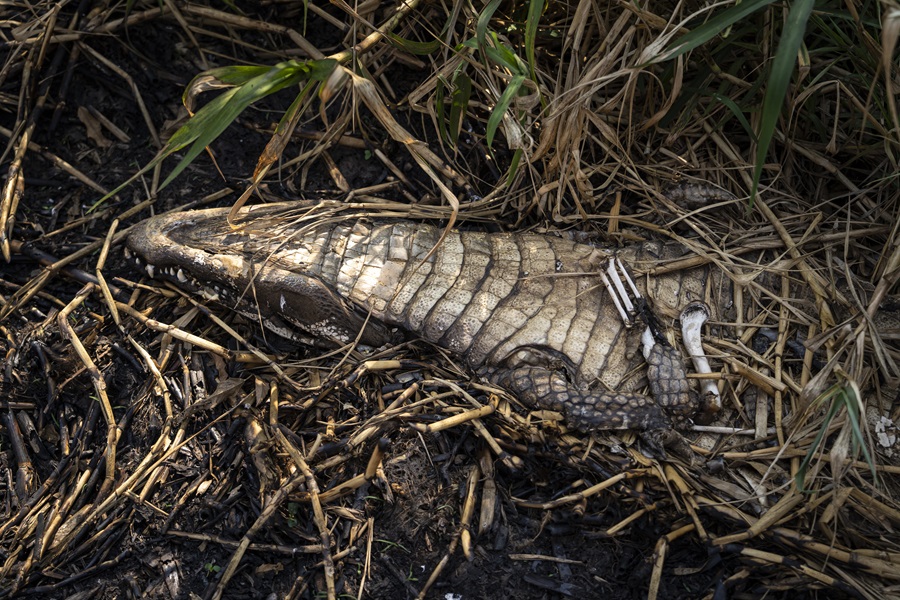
top-left (1, 0), bottom-right (898, 599)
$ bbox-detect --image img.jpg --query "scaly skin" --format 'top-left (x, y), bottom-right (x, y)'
top-left (127, 203), bottom-right (728, 431)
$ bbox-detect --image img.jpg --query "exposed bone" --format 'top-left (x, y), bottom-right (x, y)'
top-left (617, 257), bottom-right (642, 301)
top-left (640, 325), bottom-right (656, 360)
top-left (680, 301), bottom-right (721, 411)
top-left (607, 259), bottom-right (636, 313)
top-left (600, 266), bottom-right (631, 325)
top-left (598, 258), bottom-right (658, 358)
top-left (600, 258), bottom-right (643, 327)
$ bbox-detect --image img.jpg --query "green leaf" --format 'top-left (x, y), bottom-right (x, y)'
top-left (506, 147), bottom-right (523, 187)
top-left (309, 59), bottom-right (339, 80)
top-left (794, 384), bottom-right (842, 491)
top-left (436, 76), bottom-right (448, 143)
top-left (387, 32), bottom-right (441, 55)
top-left (484, 32), bottom-right (528, 75)
top-left (841, 384), bottom-right (878, 483)
top-left (486, 74), bottom-right (525, 148)
top-left (186, 65), bottom-right (272, 91)
top-left (751, 0), bottom-right (815, 204)
top-left (476, 0), bottom-right (503, 47)
top-left (525, 0), bottom-right (544, 82)
top-left (794, 379), bottom-right (877, 491)
top-left (166, 87), bottom-right (240, 153)
top-left (91, 59), bottom-right (337, 210)
top-left (712, 92), bottom-right (756, 140)
top-left (449, 73), bottom-right (472, 146)
top-left (160, 59), bottom-right (337, 189)
top-left (657, 0), bottom-right (778, 62)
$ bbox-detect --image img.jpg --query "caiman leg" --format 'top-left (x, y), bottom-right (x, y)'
top-left (488, 259), bottom-right (698, 431)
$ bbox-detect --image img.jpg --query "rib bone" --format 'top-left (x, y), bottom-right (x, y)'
top-left (599, 259), bottom-right (635, 325)
top-left (599, 258), bottom-right (658, 358)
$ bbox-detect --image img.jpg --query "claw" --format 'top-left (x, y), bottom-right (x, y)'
top-left (679, 301), bottom-right (722, 415)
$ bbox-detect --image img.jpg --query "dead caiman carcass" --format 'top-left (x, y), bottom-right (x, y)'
top-left (126, 202), bottom-right (730, 433)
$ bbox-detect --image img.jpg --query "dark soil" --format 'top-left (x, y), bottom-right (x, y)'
top-left (0, 3), bottom-right (883, 600)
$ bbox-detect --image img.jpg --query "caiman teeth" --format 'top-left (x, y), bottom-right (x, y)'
top-left (146, 264), bottom-right (155, 278)
top-left (123, 247), bottom-right (132, 259)
top-left (176, 268), bottom-right (188, 283)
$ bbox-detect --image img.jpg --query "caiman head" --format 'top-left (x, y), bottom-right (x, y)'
top-left (126, 205), bottom-right (392, 348)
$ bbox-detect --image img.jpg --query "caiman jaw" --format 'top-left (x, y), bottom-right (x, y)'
top-left (125, 207), bottom-right (394, 348)
top-left (125, 217), bottom-right (229, 302)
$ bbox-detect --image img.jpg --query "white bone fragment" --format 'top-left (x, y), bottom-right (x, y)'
top-left (600, 257), bottom-right (644, 327)
top-left (617, 257), bottom-right (642, 301)
top-left (640, 326), bottom-right (656, 360)
top-left (600, 267), bottom-right (631, 325)
top-left (607, 259), bottom-right (635, 313)
top-left (679, 301), bottom-right (721, 411)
